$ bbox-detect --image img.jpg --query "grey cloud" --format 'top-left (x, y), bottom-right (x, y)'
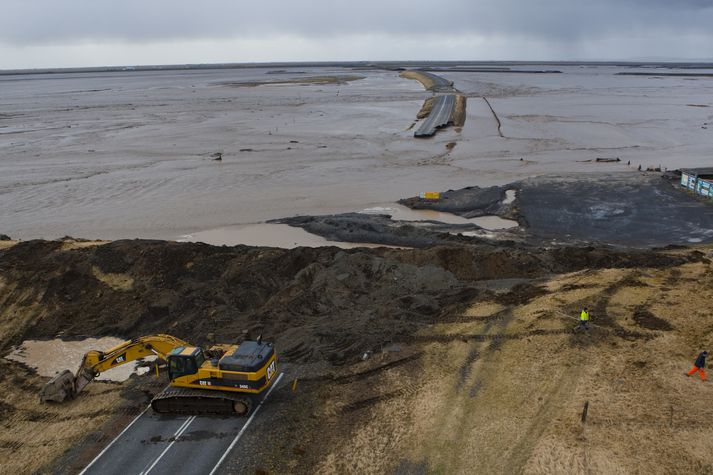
top-left (2, 0), bottom-right (713, 45)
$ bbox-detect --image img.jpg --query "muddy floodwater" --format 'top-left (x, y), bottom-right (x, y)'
top-left (5, 338), bottom-right (154, 381)
top-left (361, 204), bottom-right (518, 229)
top-left (1, 64), bottom-right (713, 244)
top-left (182, 222), bottom-right (405, 248)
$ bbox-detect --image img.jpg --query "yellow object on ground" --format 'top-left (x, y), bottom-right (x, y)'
top-left (419, 192), bottom-right (441, 200)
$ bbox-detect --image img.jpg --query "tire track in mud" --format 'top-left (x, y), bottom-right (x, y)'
top-left (498, 271), bottom-right (661, 472)
top-left (505, 362), bottom-right (582, 473)
top-left (427, 274), bottom-right (654, 472)
top-left (415, 327), bottom-right (573, 344)
top-left (564, 271), bottom-right (661, 342)
top-left (455, 308), bottom-right (514, 395)
top-left (428, 307), bottom-right (519, 466)
top-left (340, 389), bottom-right (409, 414)
top-left (337, 308), bottom-right (520, 418)
top-left (291, 353), bottom-right (425, 417)
top-left (337, 354), bottom-right (425, 414)
top-left (450, 311), bottom-right (511, 324)
top-left (300, 353), bottom-right (423, 385)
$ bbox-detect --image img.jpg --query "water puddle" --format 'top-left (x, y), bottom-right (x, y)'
top-left (5, 337), bottom-right (155, 381)
top-left (180, 204), bottom-right (517, 249)
top-left (180, 223), bottom-right (402, 249)
top-left (361, 204), bottom-right (518, 230)
top-left (470, 215), bottom-right (518, 230)
top-left (503, 189), bottom-right (517, 205)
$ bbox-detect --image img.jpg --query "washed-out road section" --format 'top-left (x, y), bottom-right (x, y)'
top-left (414, 94), bottom-right (456, 137)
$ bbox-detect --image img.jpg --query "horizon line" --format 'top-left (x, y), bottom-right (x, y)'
top-left (3, 58), bottom-right (713, 76)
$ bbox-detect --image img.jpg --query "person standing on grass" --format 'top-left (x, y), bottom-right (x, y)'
top-left (687, 351), bottom-right (708, 381)
top-left (577, 306), bottom-right (590, 332)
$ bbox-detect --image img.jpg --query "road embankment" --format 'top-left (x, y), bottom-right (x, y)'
top-left (400, 70), bottom-right (465, 136)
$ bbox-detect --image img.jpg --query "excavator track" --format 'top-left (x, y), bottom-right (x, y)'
top-left (151, 387), bottom-right (254, 416)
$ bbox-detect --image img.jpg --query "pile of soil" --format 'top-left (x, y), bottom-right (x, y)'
top-left (0, 240), bottom-right (697, 370)
top-left (452, 94), bottom-right (467, 127)
top-left (0, 239), bottom-right (709, 473)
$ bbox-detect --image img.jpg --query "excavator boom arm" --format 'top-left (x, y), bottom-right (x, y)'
top-left (41, 334), bottom-right (191, 403)
top-left (79, 334), bottom-right (190, 373)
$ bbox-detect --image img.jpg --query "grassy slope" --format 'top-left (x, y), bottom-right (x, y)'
top-left (317, 256), bottom-right (713, 474)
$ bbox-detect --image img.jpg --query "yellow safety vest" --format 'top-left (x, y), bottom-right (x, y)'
top-left (580, 310), bottom-right (589, 321)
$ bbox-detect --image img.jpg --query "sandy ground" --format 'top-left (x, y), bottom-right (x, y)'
top-left (314, 250), bottom-right (713, 475)
top-left (0, 240), bottom-right (18, 250)
top-left (0, 358), bottom-right (118, 474)
top-left (1, 65), bottom-right (712, 243)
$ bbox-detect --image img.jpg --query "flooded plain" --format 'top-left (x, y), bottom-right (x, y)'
top-left (182, 222), bottom-right (404, 248)
top-left (360, 204), bottom-right (518, 229)
top-left (1, 64), bottom-right (712, 246)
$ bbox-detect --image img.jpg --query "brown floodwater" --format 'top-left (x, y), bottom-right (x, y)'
top-left (5, 338), bottom-right (155, 381)
top-left (1, 65), bottom-right (712, 242)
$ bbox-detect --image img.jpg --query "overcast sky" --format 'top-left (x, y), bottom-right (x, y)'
top-left (2, 0), bottom-right (713, 69)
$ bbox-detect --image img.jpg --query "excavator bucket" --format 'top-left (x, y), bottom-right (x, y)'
top-left (40, 370), bottom-right (76, 403)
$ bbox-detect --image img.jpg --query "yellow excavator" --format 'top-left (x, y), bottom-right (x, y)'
top-left (40, 334), bottom-right (277, 416)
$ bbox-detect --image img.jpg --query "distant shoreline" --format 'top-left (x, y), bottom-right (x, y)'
top-left (2, 60), bottom-right (713, 77)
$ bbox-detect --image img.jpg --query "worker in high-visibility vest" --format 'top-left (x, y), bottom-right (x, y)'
top-left (687, 351), bottom-right (708, 381)
top-left (577, 307), bottom-right (590, 331)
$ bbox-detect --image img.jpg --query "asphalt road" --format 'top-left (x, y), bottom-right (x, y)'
top-left (80, 373), bottom-right (284, 475)
top-left (418, 71), bottom-right (455, 91)
top-left (414, 94), bottom-right (456, 137)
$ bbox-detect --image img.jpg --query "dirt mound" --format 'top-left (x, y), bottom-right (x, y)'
top-left (416, 97), bottom-right (434, 119)
top-left (0, 241), bottom-right (472, 367)
top-left (0, 240), bottom-right (694, 363)
top-left (452, 95), bottom-right (467, 127)
top-left (0, 239), bottom-right (709, 473)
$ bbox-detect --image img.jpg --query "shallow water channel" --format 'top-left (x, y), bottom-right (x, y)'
top-left (5, 337), bottom-right (155, 381)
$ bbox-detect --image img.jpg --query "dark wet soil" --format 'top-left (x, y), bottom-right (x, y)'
top-left (276, 173), bottom-right (713, 249)
top-left (396, 172), bottom-right (713, 248)
top-left (0, 239), bottom-right (699, 365)
top-left (399, 184), bottom-right (511, 219)
top-left (272, 212), bottom-right (480, 248)
top-left (633, 308), bottom-right (674, 331)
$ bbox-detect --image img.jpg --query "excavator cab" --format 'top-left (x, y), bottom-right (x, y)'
top-left (167, 346), bottom-right (205, 381)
